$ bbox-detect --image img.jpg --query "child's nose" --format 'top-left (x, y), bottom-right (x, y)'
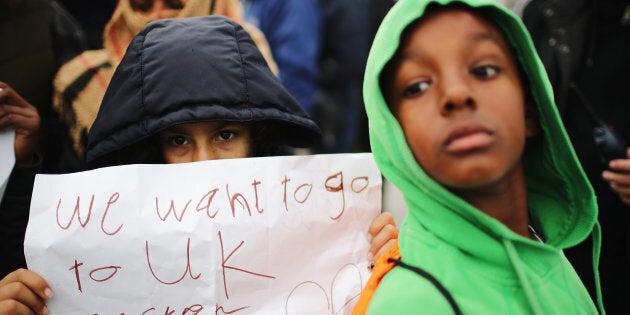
top-left (441, 97), bottom-right (475, 115)
top-left (142, 0), bottom-right (167, 18)
top-left (192, 144), bottom-right (217, 162)
top-left (439, 77), bottom-right (475, 115)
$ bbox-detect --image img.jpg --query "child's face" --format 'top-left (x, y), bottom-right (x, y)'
top-left (159, 121), bottom-right (252, 163)
top-left (389, 7), bottom-right (537, 190)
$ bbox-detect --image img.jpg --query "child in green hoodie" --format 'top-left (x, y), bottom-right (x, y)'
top-left (354, 0), bottom-right (604, 314)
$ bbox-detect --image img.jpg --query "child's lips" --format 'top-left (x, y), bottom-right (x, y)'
top-left (444, 127), bottom-right (495, 153)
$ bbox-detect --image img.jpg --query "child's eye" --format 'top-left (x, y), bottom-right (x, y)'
top-left (403, 81), bottom-right (431, 97)
top-left (165, 0), bottom-right (184, 10)
top-left (471, 65), bottom-right (500, 78)
top-left (168, 135), bottom-right (189, 146)
top-left (217, 130), bottom-right (237, 141)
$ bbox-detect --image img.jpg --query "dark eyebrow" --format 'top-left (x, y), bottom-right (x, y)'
top-left (398, 30), bottom-right (504, 63)
top-left (470, 31), bottom-right (503, 46)
top-left (399, 51), bottom-right (423, 62)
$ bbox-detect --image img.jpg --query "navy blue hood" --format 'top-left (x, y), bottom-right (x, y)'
top-left (86, 15), bottom-right (321, 164)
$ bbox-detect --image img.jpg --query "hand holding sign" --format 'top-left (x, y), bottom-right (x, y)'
top-left (0, 268), bottom-right (51, 315)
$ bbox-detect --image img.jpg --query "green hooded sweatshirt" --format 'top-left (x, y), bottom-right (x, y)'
top-left (362, 0), bottom-right (603, 314)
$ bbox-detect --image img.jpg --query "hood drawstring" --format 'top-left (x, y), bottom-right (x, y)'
top-left (503, 238), bottom-right (545, 315)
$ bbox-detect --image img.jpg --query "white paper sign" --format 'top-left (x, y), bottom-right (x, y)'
top-left (25, 153), bottom-right (381, 314)
top-left (0, 129), bottom-right (15, 201)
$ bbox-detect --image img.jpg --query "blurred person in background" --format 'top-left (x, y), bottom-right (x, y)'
top-left (0, 0), bottom-right (87, 173)
top-left (310, 0), bottom-right (370, 154)
top-left (0, 0), bottom-right (86, 277)
top-left (242, 0), bottom-right (322, 117)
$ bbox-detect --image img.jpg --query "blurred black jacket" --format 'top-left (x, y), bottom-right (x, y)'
top-left (522, 0), bottom-right (630, 312)
top-left (0, 0), bottom-right (86, 277)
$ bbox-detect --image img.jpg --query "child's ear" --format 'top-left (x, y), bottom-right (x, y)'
top-left (525, 101), bottom-right (542, 137)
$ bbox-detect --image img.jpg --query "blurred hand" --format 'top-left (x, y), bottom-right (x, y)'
top-left (0, 269), bottom-right (51, 315)
top-left (602, 148), bottom-right (630, 206)
top-left (0, 82), bottom-right (40, 164)
top-left (367, 212), bottom-right (399, 267)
